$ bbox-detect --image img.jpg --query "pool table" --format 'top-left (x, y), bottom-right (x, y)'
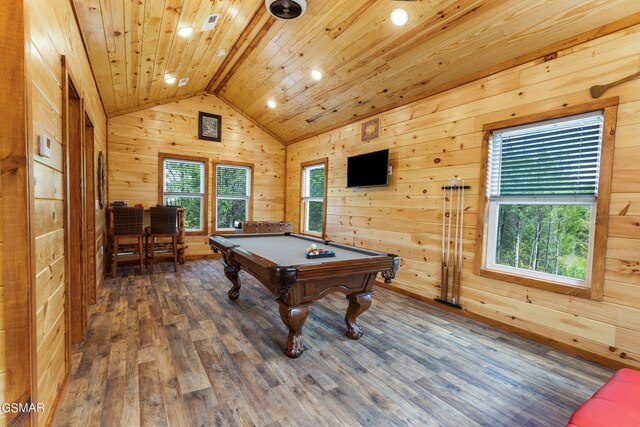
top-left (209, 232), bottom-right (398, 358)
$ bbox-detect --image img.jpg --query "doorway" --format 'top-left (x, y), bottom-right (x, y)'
top-left (85, 115), bottom-right (96, 305)
top-left (63, 58), bottom-right (94, 352)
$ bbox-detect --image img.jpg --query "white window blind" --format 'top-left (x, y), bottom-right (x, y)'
top-left (302, 164), bottom-right (325, 234)
top-left (487, 111), bottom-right (604, 199)
top-left (164, 159), bottom-right (205, 195)
top-left (163, 158), bottom-right (205, 231)
top-left (215, 164), bottom-right (251, 230)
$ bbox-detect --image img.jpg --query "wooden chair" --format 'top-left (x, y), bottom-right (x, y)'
top-left (112, 207), bottom-right (144, 276)
top-left (147, 206), bottom-right (178, 273)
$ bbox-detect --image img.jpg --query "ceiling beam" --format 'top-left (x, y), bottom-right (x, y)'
top-left (206, 4), bottom-right (271, 93)
top-left (208, 9), bottom-right (277, 94)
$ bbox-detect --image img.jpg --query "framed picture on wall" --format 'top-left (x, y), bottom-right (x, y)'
top-left (198, 112), bottom-right (222, 142)
top-left (361, 117), bottom-right (380, 141)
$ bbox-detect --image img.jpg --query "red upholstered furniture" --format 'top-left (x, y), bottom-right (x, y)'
top-left (566, 368), bottom-right (640, 427)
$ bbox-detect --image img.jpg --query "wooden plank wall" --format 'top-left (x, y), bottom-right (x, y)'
top-left (286, 23), bottom-right (640, 369)
top-left (107, 94), bottom-right (286, 257)
top-left (28, 0), bottom-right (107, 425)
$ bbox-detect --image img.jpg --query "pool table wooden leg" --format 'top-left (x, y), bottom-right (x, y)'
top-left (224, 262), bottom-right (242, 300)
top-left (345, 291), bottom-right (373, 340)
top-left (277, 300), bottom-right (312, 358)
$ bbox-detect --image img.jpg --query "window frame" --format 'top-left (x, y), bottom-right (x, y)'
top-left (213, 161), bottom-right (253, 233)
top-left (475, 98), bottom-right (618, 300)
top-left (158, 153), bottom-right (209, 236)
top-left (300, 158), bottom-right (328, 239)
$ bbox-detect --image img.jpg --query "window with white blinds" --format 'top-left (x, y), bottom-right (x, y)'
top-left (301, 163), bottom-right (326, 235)
top-left (215, 164), bottom-right (251, 230)
top-left (163, 158), bottom-right (206, 231)
top-left (487, 111), bottom-right (604, 199)
top-left (483, 110), bottom-right (606, 288)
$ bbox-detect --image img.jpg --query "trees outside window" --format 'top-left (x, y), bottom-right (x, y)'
top-left (477, 100), bottom-right (617, 299)
top-left (216, 164), bottom-right (251, 230)
top-left (493, 204), bottom-right (591, 281)
top-left (162, 157), bottom-right (206, 232)
top-left (301, 161), bottom-right (326, 236)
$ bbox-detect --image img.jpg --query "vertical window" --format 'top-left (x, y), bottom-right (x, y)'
top-left (162, 157), bottom-right (206, 232)
top-left (216, 163), bottom-right (251, 230)
top-left (301, 161), bottom-right (326, 236)
top-left (477, 102), bottom-right (617, 299)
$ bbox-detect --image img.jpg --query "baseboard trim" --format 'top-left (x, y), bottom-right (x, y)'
top-left (375, 281), bottom-right (631, 371)
top-left (185, 253), bottom-right (220, 260)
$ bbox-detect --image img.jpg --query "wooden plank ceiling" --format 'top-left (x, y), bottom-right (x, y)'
top-left (75, 0), bottom-right (640, 144)
top-left (73, 0), bottom-right (263, 113)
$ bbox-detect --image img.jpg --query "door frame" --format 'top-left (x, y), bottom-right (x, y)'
top-left (84, 114), bottom-right (97, 305)
top-left (62, 56), bottom-right (89, 355)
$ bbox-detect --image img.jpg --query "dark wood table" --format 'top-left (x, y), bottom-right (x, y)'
top-left (209, 232), bottom-right (398, 358)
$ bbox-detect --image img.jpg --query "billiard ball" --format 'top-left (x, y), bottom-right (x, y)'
top-left (310, 243), bottom-right (317, 250)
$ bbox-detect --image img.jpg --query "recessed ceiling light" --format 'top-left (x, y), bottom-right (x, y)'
top-left (311, 69), bottom-right (323, 81)
top-left (215, 49), bottom-right (226, 57)
top-left (390, 8), bottom-right (409, 26)
top-left (177, 26), bottom-right (193, 37)
top-left (267, 100), bottom-right (277, 109)
top-left (164, 75), bottom-right (176, 84)
top-left (178, 78), bottom-right (189, 87)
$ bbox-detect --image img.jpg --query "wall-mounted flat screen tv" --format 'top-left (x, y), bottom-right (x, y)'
top-left (347, 149), bottom-right (389, 188)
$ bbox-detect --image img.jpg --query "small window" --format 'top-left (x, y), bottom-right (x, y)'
top-left (301, 161), bottom-right (326, 236)
top-left (215, 163), bottom-right (251, 231)
top-left (477, 100), bottom-right (617, 299)
top-left (162, 157), bottom-right (206, 232)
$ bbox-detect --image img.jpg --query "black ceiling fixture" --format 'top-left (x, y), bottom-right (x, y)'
top-left (265, 0), bottom-right (307, 20)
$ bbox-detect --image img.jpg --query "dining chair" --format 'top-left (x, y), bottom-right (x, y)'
top-left (147, 206), bottom-right (179, 273)
top-left (112, 207), bottom-right (145, 276)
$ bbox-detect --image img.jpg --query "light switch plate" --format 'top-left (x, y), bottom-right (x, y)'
top-left (39, 135), bottom-right (52, 157)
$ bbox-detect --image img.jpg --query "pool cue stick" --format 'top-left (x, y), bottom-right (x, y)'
top-left (452, 179), bottom-right (464, 304)
top-left (444, 182), bottom-right (454, 300)
top-left (452, 180), bottom-right (461, 304)
top-left (440, 182), bottom-right (447, 300)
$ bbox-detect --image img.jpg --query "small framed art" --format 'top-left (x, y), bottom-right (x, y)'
top-left (198, 112), bottom-right (222, 142)
top-left (361, 117), bottom-right (380, 141)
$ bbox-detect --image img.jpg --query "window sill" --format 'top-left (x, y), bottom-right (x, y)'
top-left (477, 267), bottom-right (595, 299)
top-left (212, 229), bottom-right (239, 235)
top-left (300, 231), bottom-right (324, 240)
top-left (185, 230), bottom-right (208, 237)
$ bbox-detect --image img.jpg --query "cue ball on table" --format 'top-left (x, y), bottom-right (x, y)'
top-left (310, 243), bottom-right (317, 250)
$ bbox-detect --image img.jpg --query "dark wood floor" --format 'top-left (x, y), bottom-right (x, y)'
top-left (52, 259), bottom-right (612, 427)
